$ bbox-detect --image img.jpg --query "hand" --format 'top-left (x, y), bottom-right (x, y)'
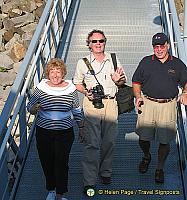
top-left (179, 93), bottom-right (187, 105)
top-left (135, 97), bottom-right (144, 113)
top-left (111, 67), bottom-right (126, 83)
top-left (30, 103), bottom-right (42, 115)
top-left (78, 127), bottom-right (85, 143)
top-left (85, 90), bottom-right (93, 101)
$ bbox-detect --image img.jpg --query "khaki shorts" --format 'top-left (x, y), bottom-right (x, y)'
top-left (136, 96), bottom-right (177, 144)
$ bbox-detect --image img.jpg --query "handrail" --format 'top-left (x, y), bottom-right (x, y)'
top-left (0, 0), bottom-right (77, 199)
top-left (160, 0), bottom-right (187, 198)
top-left (0, 0), bottom-right (59, 164)
top-left (0, 0), bottom-right (54, 142)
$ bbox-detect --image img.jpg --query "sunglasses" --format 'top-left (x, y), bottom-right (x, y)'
top-left (153, 44), bottom-right (167, 50)
top-left (90, 39), bottom-right (106, 44)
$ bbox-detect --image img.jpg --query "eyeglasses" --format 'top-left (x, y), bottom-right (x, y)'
top-left (153, 44), bottom-right (167, 50)
top-left (90, 39), bottom-right (106, 44)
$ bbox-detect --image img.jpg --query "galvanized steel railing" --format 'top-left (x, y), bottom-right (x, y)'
top-left (0, 0), bottom-right (80, 199)
top-left (160, 0), bottom-right (187, 198)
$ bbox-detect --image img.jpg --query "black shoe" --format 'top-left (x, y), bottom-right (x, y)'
top-left (83, 185), bottom-right (95, 195)
top-left (139, 154), bottom-right (151, 173)
top-left (100, 176), bottom-right (112, 184)
top-left (155, 169), bottom-right (164, 183)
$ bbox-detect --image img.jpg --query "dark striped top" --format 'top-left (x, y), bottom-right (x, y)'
top-left (27, 79), bottom-right (83, 130)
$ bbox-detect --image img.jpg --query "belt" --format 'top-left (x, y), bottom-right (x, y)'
top-left (103, 95), bottom-right (115, 99)
top-left (144, 95), bottom-right (175, 103)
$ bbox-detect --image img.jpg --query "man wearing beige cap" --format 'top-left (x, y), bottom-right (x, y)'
top-left (132, 32), bottom-right (187, 183)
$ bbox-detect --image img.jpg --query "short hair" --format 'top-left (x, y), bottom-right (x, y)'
top-left (45, 58), bottom-right (67, 78)
top-left (86, 29), bottom-right (107, 46)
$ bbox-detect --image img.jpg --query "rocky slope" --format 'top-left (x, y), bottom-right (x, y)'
top-left (175, 0), bottom-right (184, 29)
top-left (0, 0), bottom-right (46, 113)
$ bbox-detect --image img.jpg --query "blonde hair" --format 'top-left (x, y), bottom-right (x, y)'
top-left (45, 58), bottom-right (67, 78)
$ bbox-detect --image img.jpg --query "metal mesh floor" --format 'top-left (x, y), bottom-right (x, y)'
top-left (15, 114), bottom-right (184, 200)
top-left (15, 0), bottom-right (185, 199)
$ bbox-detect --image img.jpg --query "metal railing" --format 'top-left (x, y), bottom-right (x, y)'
top-left (0, 0), bottom-right (187, 199)
top-left (160, 0), bottom-right (187, 198)
top-left (0, 0), bottom-right (80, 199)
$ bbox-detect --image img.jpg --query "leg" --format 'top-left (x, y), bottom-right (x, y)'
top-left (82, 119), bottom-right (101, 186)
top-left (82, 98), bottom-right (102, 187)
top-left (157, 143), bottom-right (170, 170)
top-left (154, 143), bottom-right (170, 183)
top-left (135, 98), bottom-right (156, 173)
top-left (35, 126), bottom-right (55, 191)
top-left (155, 100), bottom-right (176, 183)
top-left (139, 139), bottom-right (151, 159)
top-left (99, 99), bottom-right (118, 179)
top-left (54, 128), bottom-right (74, 195)
top-left (138, 140), bottom-right (151, 173)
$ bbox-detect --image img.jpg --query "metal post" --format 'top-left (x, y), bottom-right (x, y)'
top-left (184, 0), bottom-right (187, 54)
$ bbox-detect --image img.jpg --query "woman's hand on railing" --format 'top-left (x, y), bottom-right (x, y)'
top-left (179, 93), bottom-right (187, 105)
top-left (30, 103), bottom-right (42, 115)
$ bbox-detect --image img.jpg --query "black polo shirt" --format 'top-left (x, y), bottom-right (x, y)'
top-left (132, 54), bottom-right (187, 99)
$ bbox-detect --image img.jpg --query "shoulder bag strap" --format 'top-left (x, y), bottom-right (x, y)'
top-left (111, 53), bottom-right (117, 71)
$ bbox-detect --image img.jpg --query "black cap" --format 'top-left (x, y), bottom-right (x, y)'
top-left (152, 33), bottom-right (169, 46)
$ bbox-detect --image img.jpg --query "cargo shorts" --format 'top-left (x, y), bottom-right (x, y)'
top-left (136, 96), bottom-right (177, 144)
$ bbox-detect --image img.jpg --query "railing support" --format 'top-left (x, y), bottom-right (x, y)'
top-left (184, 0), bottom-right (187, 54)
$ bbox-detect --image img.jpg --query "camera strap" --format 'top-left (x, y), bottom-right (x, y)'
top-left (82, 57), bottom-right (102, 86)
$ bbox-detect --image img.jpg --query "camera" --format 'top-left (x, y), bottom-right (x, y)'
top-left (90, 85), bottom-right (105, 109)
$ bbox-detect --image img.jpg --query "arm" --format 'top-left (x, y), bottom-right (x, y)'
top-left (132, 83), bottom-right (143, 109)
top-left (111, 69), bottom-right (126, 86)
top-left (75, 84), bottom-right (93, 100)
top-left (180, 82), bottom-right (187, 105)
top-left (27, 87), bottom-right (42, 115)
top-left (71, 90), bottom-right (84, 142)
top-left (74, 59), bottom-right (93, 100)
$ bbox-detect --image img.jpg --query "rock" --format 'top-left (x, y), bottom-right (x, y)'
top-left (179, 12), bottom-right (184, 29)
top-left (3, 18), bottom-right (15, 30)
top-left (0, 86), bottom-right (3, 100)
top-left (11, 13), bottom-right (35, 27)
top-left (8, 9), bottom-right (22, 18)
top-left (0, 14), bottom-right (9, 20)
top-left (3, 27), bottom-right (24, 42)
top-left (35, 4), bottom-right (45, 21)
top-left (0, 70), bottom-right (16, 88)
top-left (13, 62), bottom-right (21, 74)
top-left (1, 85), bottom-right (11, 101)
top-left (1, 1), bottom-right (18, 14)
top-left (0, 33), bottom-right (5, 52)
top-left (0, 52), bottom-right (14, 69)
top-left (17, 0), bottom-right (37, 13)
top-left (9, 41), bottom-right (26, 62)
top-left (21, 22), bottom-right (38, 33)
top-left (1, 0), bottom-right (37, 14)
top-left (5, 33), bottom-right (21, 50)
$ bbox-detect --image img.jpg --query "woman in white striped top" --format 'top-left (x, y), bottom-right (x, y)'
top-left (27, 58), bottom-right (83, 200)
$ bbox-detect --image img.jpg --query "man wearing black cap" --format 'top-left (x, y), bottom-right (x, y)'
top-left (132, 32), bottom-right (187, 183)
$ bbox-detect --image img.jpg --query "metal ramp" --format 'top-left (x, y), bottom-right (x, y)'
top-left (14, 0), bottom-right (186, 200)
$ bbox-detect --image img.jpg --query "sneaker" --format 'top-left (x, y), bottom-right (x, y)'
top-left (155, 169), bottom-right (164, 183)
top-left (100, 176), bottom-right (112, 184)
top-left (46, 191), bottom-right (56, 200)
top-left (139, 154), bottom-right (151, 173)
top-left (60, 198), bottom-right (68, 200)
